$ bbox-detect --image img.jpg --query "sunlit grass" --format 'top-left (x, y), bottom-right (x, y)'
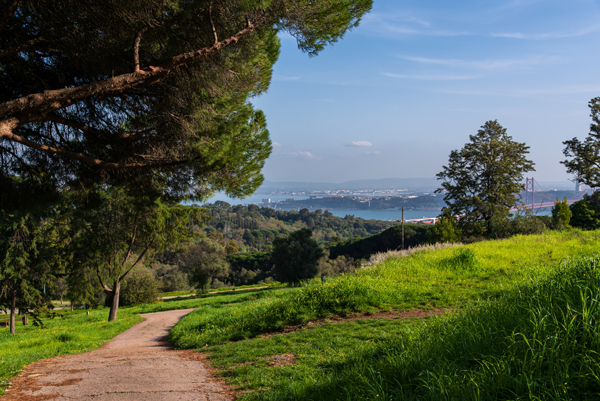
top-left (169, 230), bottom-right (600, 400)
top-left (170, 230), bottom-right (600, 347)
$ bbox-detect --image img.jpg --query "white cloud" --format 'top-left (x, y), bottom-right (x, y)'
top-left (441, 85), bottom-right (600, 97)
top-left (398, 55), bottom-right (558, 70)
top-left (492, 25), bottom-right (600, 39)
top-left (361, 13), bottom-right (470, 38)
top-left (284, 151), bottom-right (314, 159)
top-left (383, 72), bottom-right (481, 81)
top-left (346, 141), bottom-right (373, 147)
top-left (272, 142), bottom-right (282, 147)
top-left (274, 76), bottom-right (302, 81)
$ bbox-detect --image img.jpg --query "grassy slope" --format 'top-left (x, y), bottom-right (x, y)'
top-left (169, 230), bottom-right (600, 400)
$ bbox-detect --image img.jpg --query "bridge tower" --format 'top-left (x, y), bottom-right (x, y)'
top-left (525, 177), bottom-right (535, 214)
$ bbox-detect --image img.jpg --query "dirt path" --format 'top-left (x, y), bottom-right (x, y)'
top-left (3, 309), bottom-right (233, 401)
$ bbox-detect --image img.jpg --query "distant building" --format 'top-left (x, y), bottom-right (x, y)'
top-left (286, 198), bottom-right (295, 202)
top-left (262, 198), bottom-right (271, 204)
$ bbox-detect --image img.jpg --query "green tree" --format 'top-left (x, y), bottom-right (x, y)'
top-left (272, 228), bottom-right (324, 284)
top-left (562, 98), bottom-right (600, 188)
top-left (569, 193), bottom-right (600, 230)
top-left (551, 197), bottom-right (572, 230)
top-left (435, 120), bottom-right (535, 236)
top-left (179, 238), bottom-right (229, 293)
top-left (429, 208), bottom-right (462, 244)
top-left (66, 186), bottom-right (203, 321)
top-left (0, 0), bottom-right (372, 198)
top-left (0, 213), bottom-right (55, 334)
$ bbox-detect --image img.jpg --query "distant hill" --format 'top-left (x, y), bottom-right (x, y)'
top-left (256, 178), bottom-right (584, 193)
top-left (257, 178), bottom-right (441, 193)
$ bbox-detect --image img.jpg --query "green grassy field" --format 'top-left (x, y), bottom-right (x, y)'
top-left (169, 230), bottom-right (600, 400)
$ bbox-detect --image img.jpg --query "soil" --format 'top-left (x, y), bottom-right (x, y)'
top-left (2, 309), bottom-right (233, 401)
top-left (259, 308), bottom-right (450, 338)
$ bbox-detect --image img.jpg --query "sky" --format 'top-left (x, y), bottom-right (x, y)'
top-left (250, 0), bottom-right (600, 184)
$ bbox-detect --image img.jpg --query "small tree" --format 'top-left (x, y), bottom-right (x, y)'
top-left (429, 208), bottom-right (462, 244)
top-left (272, 228), bottom-right (324, 284)
top-left (180, 239), bottom-right (229, 293)
top-left (436, 120), bottom-right (535, 237)
top-left (67, 186), bottom-right (204, 321)
top-left (551, 197), bottom-right (572, 230)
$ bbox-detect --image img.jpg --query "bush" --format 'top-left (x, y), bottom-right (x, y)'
top-left (120, 268), bottom-right (160, 306)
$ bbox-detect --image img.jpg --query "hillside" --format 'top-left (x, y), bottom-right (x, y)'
top-left (169, 230), bottom-right (600, 400)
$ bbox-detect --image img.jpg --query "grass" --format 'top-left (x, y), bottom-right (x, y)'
top-left (4, 230), bottom-right (600, 399)
top-left (169, 230), bottom-right (600, 347)
top-left (0, 286), bottom-right (288, 396)
top-left (168, 229), bottom-right (600, 400)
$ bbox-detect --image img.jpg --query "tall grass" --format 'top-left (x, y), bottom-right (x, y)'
top-left (170, 230), bottom-right (600, 348)
top-left (273, 255), bottom-right (600, 400)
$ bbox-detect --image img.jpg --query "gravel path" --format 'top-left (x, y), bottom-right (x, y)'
top-left (3, 309), bottom-right (233, 401)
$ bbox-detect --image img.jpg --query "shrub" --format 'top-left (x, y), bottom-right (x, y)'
top-left (120, 268), bottom-right (160, 306)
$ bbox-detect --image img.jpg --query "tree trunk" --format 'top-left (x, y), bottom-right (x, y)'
top-left (10, 288), bottom-right (16, 335)
top-left (108, 281), bottom-right (120, 322)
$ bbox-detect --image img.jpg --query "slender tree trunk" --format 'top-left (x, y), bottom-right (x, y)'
top-left (10, 288), bottom-right (16, 335)
top-left (108, 281), bottom-right (120, 322)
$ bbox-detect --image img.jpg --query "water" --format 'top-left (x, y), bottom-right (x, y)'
top-left (195, 193), bottom-right (551, 221)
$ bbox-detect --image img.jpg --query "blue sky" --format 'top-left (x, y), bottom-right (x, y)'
top-left (251, 0), bottom-right (600, 184)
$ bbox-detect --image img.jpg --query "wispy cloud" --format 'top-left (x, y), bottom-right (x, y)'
top-left (274, 76), bottom-right (302, 81)
top-left (345, 141), bottom-right (373, 147)
top-left (284, 151), bottom-right (315, 159)
top-left (492, 25), bottom-right (600, 39)
top-left (272, 142), bottom-right (282, 147)
top-left (365, 151), bottom-right (380, 155)
top-left (441, 85), bottom-right (600, 97)
top-left (383, 72), bottom-right (481, 81)
top-left (398, 55), bottom-right (558, 70)
top-left (361, 13), bottom-right (470, 38)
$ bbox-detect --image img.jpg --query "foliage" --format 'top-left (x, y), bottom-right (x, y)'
top-left (201, 203), bottom-right (400, 251)
top-left (552, 196), bottom-right (572, 230)
top-left (153, 264), bottom-right (192, 293)
top-left (0, 0), bottom-right (372, 198)
top-left (0, 210), bottom-right (60, 334)
top-left (327, 224), bottom-right (432, 260)
top-left (65, 186), bottom-right (204, 320)
top-left (429, 207), bottom-right (461, 243)
top-left (226, 251), bottom-right (273, 286)
top-left (119, 268), bottom-right (160, 306)
top-left (169, 230), bottom-right (600, 348)
top-left (563, 97), bottom-right (600, 188)
top-left (570, 192), bottom-right (600, 230)
top-left (179, 238), bottom-right (230, 293)
top-left (436, 120), bottom-right (535, 236)
top-left (271, 229), bottom-right (324, 284)
top-left (317, 251), bottom-right (357, 277)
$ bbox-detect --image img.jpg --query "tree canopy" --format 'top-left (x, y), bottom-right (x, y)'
top-left (562, 97), bottom-right (600, 188)
top-left (436, 120), bottom-right (535, 235)
top-left (0, 0), bottom-right (372, 198)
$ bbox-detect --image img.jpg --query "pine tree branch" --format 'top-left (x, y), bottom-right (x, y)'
top-left (0, 0), bottom-right (20, 35)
